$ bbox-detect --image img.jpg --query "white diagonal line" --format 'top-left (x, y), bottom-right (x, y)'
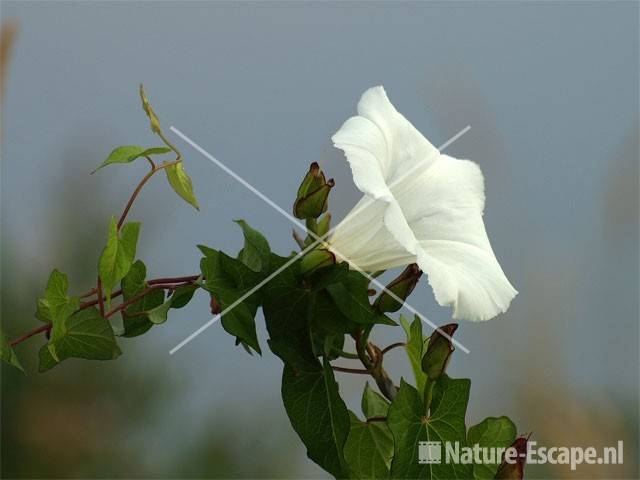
top-left (169, 241), bottom-right (317, 355)
top-left (169, 125), bottom-right (471, 354)
top-left (329, 125), bottom-right (471, 234)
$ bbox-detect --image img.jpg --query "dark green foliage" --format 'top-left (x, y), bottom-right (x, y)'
top-left (12, 90), bottom-right (523, 480)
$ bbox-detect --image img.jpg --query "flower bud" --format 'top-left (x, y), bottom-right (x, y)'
top-left (421, 323), bottom-right (458, 380)
top-left (293, 162), bottom-right (335, 219)
top-left (300, 249), bottom-right (335, 275)
top-left (374, 264), bottom-right (422, 313)
top-left (495, 435), bottom-right (528, 479)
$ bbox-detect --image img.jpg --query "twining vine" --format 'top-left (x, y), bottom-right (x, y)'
top-left (1, 86), bottom-right (527, 480)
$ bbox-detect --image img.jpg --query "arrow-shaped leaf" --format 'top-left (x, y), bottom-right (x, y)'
top-left (281, 356), bottom-right (350, 478)
top-left (387, 377), bottom-right (472, 479)
top-left (165, 162), bottom-right (199, 210)
top-left (40, 307), bottom-right (121, 372)
top-left (92, 145), bottom-right (171, 173)
top-left (1, 328), bottom-right (23, 372)
top-left (98, 218), bottom-right (140, 307)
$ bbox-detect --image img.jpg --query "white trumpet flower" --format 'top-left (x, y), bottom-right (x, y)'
top-left (328, 86), bottom-right (517, 321)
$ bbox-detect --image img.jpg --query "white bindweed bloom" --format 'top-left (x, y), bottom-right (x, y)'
top-left (328, 86), bottom-right (517, 321)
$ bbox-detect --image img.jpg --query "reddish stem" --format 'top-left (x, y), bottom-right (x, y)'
top-left (380, 342), bottom-right (406, 356)
top-left (10, 278), bottom-right (198, 348)
top-left (10, 324), bottom-right (51, 347)
top-left (366, 416), bottom-right (387, 423)
top-left (331, 365), bottom-right (370, 375)
top-left (147, 275), bottom-right (199, 285)
top-left (97, 277), bottom-right (105, 317)
top-left (103, 280), bottom-right (195, 318)
top-left (117, 160), bottom-right (179, 230)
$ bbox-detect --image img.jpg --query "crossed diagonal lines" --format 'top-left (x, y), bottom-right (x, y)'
top-left (168, 124), bottom-right (472, 355)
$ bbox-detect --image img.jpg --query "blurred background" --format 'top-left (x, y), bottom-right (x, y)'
top-left (1, 1), bottom-right (638, 478)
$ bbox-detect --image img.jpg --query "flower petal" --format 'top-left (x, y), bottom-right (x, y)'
top-left (331, 86), bottom-right (517, 321)
top-left (356, 86), bottom-right (439, 186)
top-left (332, 86), bottom-right (440, 260)
top-left (405, 155), bottom-right (517, 321)
top-left (332, 115), bottom-right (392, 201)
top-left (329, 197), bottom-right (414, 271)
top-left (332, 86), bottom-right (440, 201)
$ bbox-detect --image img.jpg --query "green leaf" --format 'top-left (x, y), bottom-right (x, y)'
top-left (92, 145), bottom-right (171, 173)
top-left (326, 270), bottom-right (395, 326)
top-left (98, 218), bottom-right (140, 307)
top-left (400, 314), bottom-right (428, 394)
top-left (35, 298), bottom-right (52, 323)
top-left (120, 260), bottom-right (165, 337)
top-left (344, 412), bottom-right (393, 480)
top-left (281, 355), bottom-right (350, 478)
top-left (165, 162), bottom-right (199, 210)
top-left (199, 248), bottom-right (262, 353)
top-left (0, 328), bottom-right (24, 372)
top-left (262, 254), bottom-right (320, 367)
top-left (387, 377), bottom-right (472, 479)
top-left (264, 256), bottom-right (358, 369)
top-left (120, 262), bottom-right (197, 332)
top-left (40, 307), bottom-right (122, 372)
top-left (234, 220), bottom-right (271, 272)
top-left (362, 382), bottom-right (390, 419)
top-left (343, 382), bottom-right (394, 478)
top-left (146, 299), bottom-right (172, 324)
top-left (168, 284), bottom-right (198, 309)
top-left (262, 254), bottom-right (308, 336)
top-left (467, 416), bottom-right (517, 480)
top-left (37, 269), bottom-right (79, 324)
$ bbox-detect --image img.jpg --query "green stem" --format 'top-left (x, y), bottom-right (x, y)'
top-left (305, 217), bottom-right (318, 236)
top-left (116, 159), bottom-right (180, 230)
top-left (157, 130), bottom-right (182, 161)
top-left (352, 329), bottom-right (398, 402)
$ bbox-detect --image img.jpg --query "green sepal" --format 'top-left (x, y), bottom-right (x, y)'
top-left (374, 264), bottom-right (421, 313)
top-left (300, 249), bottom-right (335, 275)
top-left (400, 314), bottom-right (428, 393)
top-left (293, 162), bottom-right (335, 219)
top-left (421, 323), bottom-right (458, 381)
